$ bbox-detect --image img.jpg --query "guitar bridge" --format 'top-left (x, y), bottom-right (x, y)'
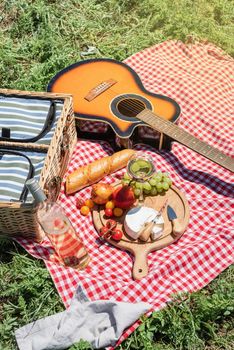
top-left (85, 79), bottom-right (117, 101)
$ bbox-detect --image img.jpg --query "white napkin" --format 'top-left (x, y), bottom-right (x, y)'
top-left (15, 285), bottom-right (151, 350)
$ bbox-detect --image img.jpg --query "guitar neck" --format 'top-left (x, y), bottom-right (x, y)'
top-left (137, 109), bottom-right (234, 172)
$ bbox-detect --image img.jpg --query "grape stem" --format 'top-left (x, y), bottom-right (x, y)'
top-left (128, 179), bottom-right (135, 187)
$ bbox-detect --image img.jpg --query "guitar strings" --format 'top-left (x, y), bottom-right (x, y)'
top-left (89, 84), bottom-right (171, 126)
top-left (91, 87), bottom-right (173, 131)
top-left (98, 88), bottom-right (149, 116)
top-left (94, 87), bottom-right (179, 136)
top-left (101, 89), bottom-right (145, 114)
top-left (84, 85), bottom-right (233, 170)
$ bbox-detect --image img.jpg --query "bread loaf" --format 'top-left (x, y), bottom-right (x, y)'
top-left (66, 149), bottom-right (136, 194)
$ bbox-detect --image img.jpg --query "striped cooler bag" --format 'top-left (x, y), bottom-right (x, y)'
top-left (0, 89), bottom-right (76, 240)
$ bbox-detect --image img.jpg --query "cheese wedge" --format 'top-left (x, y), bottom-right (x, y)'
top-left (124, 206), bottom-right (158, 240)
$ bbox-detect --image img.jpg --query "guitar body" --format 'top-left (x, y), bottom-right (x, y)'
top-left (48, 59), bottom-right (180, 138)
top-left (48, 58), bottom-right (234, 172)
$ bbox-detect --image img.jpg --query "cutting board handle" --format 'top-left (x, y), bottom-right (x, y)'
top-left (132, 249), bottom-right (149, 280)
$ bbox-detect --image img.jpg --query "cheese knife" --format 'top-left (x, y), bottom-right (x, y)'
top-left (139, 200), bottom-right (168, 241)
top-left (167, 205), bottom-right (184, 236)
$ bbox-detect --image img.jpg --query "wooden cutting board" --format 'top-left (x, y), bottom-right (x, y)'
top-left (93, 184), bottom-right (190, 280)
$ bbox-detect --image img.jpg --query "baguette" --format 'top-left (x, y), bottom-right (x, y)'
top-left (66, 149), bottom-right (136, 194)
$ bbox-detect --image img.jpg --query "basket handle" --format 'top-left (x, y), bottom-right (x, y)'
top-left (59, 129), bottom-right (70, 175)
top-left (45, 176), bottom-right (62, 202)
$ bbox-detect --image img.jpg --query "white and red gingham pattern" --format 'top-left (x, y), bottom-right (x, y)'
top-left (16, 40), bottom-right (234, 348)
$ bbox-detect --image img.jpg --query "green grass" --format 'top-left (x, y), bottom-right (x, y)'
top-left (0, 0), bottom-right (234, 349)
top-left (0, 0), bottom-right (233, 91)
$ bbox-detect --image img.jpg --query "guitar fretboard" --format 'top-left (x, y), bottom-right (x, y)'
top-left (137, 109), bottom-right (234, 172)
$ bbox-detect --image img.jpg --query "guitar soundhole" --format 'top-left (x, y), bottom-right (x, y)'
top-left (117, 98), bottom-right (146, 118)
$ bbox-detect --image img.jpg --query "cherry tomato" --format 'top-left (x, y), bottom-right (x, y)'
top-left (105, 200), bottom-right (115, 209)
top-left (85, 199), bottom-right (94, 209)
top-left (76, 198), bottom-right (85, 209)
top-left (113, 207), bottom-right (124, 217)
top-left (106, 219), bottom-right (117, 230)
top-left (99, 226), bottom-right (109, 238)
top-left (104, 208), bottom-right (113, 217)
top-left (80, 205), bottom-right (90, 216)
top-left (111, 228), bottom-right (123, 241)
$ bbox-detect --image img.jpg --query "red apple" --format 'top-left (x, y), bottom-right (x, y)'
top-left (112, 185), bottom-right (136, 209)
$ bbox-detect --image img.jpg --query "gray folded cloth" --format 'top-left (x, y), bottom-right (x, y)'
top-left (15, 285), bottom-right (151, 350)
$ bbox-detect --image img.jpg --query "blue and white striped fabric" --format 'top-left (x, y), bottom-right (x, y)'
top-left (0, 96), bottom-right (64, 145)
top-left (0, 151), bottom-right (46, 203)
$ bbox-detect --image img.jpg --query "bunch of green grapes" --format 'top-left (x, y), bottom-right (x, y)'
top-left (121, 171), bottom-right (173, 197)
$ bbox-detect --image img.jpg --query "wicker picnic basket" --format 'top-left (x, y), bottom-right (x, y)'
top-left (0, 89), bottom-right (77, 241)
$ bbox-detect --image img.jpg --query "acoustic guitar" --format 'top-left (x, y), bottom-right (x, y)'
top-left (47, 58), bottom-right (234, 172)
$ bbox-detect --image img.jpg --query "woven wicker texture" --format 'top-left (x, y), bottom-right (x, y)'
top-left (0, 89), bottom-right (77, 240)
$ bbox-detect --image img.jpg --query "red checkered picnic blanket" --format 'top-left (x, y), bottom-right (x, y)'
top-left (17, 40), bottom-right (234, 348)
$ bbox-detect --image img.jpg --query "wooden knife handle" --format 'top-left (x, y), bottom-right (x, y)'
top-left (139, 221), bottom-right (154, 241)
top-left (171, 218), bottom-right (185, 237)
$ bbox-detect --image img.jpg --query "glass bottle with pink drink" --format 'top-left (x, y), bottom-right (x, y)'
top-left (26, 178), bottom-right (90, 269)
